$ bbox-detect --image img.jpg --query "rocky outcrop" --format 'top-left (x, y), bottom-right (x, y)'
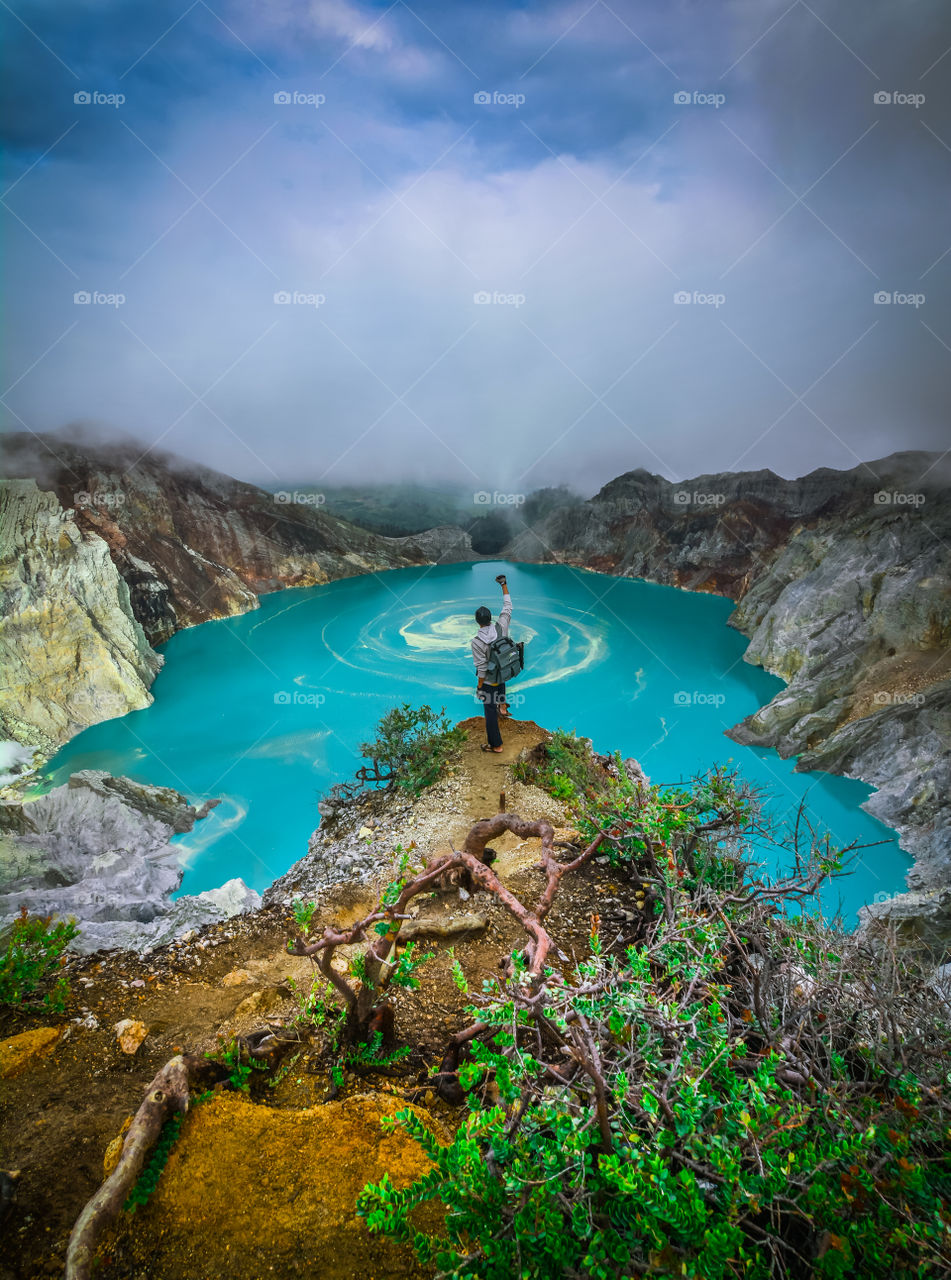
top-left (0, 433), bottom-right (474, 758)
top-left (0, 770), bottom-right (260, 953)
top-left (390, 523), bottom-right (476, 564)
top-left (0, 480), bottom-right (161, 758)
top-left (506, 452), bottom-right (951, 948)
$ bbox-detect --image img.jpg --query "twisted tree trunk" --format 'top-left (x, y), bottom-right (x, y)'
top-left (65, 1053), bottom-right (213, 1280)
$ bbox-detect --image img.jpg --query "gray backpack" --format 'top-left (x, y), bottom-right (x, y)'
top-left (484, 624), bottom-right (524, 683)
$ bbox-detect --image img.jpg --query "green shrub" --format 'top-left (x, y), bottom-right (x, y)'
top-left (324, 703), bottom-right (466, 814)
top-left (358, 761), bottom-right (951, 1278)
top-left (362, 702), bottom-right (466, 796)
top-left (510, 727), bottom-right (604, 801)
top-left (0, 907), bottom-right (78, 1012)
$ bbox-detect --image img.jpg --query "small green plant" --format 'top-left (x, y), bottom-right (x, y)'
top-left (267, 1051), bottom-right (301, 1090)
top-left (387, 942), bottom-right (434, 991)
top-left (450, 958), bottom-right (468, 994)
top-left (344, 1031), bottom-right (412, 1070)
top-left (204, 1036), bottom-right (268, 1092)
top-left (291, 898), bottom-right (317, 932)
top-left (288, 975), bottom-right (348, 1067)
top-left (0, 907), bottom-right (79, 1012)
top-left (350, 952), bottom-right (371, 987)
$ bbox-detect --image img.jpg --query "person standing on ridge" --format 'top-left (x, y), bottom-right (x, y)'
top-left (472, 574), bottom-right (513, 752)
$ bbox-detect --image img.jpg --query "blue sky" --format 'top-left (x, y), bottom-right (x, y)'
top-left (2, 0), bottom-right (949, 493)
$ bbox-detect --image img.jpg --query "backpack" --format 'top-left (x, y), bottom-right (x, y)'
top-left (484, 623), bottom-right (524, 684)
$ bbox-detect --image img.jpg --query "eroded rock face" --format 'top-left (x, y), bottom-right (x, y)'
top-left (506, 452), bottom-right (951, 947)
top-left (0, 770), bottom-right (260, 953)
top-left (0, 481), bottom-right (161, 756)
top-left (0, 434), bottom-right (474, 758)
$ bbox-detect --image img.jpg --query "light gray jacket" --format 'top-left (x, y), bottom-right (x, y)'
top-left (471, 592), bottom-right (512, 681)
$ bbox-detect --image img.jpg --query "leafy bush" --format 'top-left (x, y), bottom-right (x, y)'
top-left (359, 750), bottom-right (951, 1278)
top-left (0, 907), bottom-right (78, 1012)
top-left (361, 702), bottom-right (466, 797)
top-left (323, 703), bottom-right (466, 818)
top-left (510, 727), bottom-right (605, 800)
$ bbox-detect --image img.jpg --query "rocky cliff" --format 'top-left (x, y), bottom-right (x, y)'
top-left (0, 770), bottom-right (260, 952)
top-left (505, 452), bottom-right (951, 945)
top-left (0, 432), bottom-right (474, 759)
top-left (0, 480), bottom-right (161, 758)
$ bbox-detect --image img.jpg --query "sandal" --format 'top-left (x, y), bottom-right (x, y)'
top-left (481, 744), bottom-right (504, 753)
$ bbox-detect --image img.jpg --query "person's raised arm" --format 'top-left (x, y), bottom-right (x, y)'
top-left (497, 575), bottom-right (512, 635)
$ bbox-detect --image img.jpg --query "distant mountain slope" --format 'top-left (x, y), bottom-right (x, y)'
top-left (505, 452), bottom-right (951, 944)
top-left (2, 433), bottom-right (474, 645)
top-left (0, 432), bottom-right (472, 759)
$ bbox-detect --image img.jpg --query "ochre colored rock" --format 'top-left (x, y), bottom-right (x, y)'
top-left (0, 1026), bottom-right (61, 1078)
top-left (114, 1018), bottom-right (148, 1055)
top-left (221, 968), bottom-right (254, 987)
top-left (117, 1091), bottom-right (445, 1279)
top-left (231, 988), bottom-right (284, 1023)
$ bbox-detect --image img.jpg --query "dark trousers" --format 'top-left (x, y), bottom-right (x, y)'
top-left (478, 681), bottom-right (506, 748)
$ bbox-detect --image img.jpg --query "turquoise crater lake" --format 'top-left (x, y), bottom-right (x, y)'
top-left (42, 562), bottom-right (909, 923)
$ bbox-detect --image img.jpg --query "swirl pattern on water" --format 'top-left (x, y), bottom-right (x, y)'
top-left (307, 599), bottom-right (604, 696)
